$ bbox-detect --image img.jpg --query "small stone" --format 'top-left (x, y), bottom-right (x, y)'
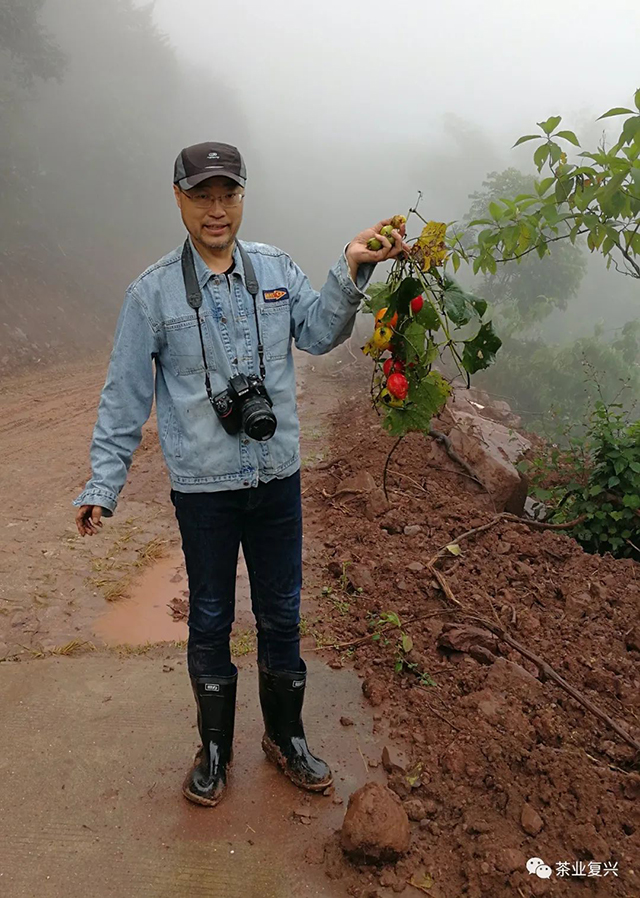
top-left (340, 716), bottom-right (354, 727)
top-left (403, 799), bottom-right (426, 822)
top-left (407, 561), bottom-right (424, 572)
top-left (520, 802), bottom-right (544, 836)
top-left (403, 525), bottom-right (422, 537)
top-left (495, 848), bottom-right (527, 874)
top-left (625, 627), bottom-right (640, 653)
top-left (348, 564), bottom-right (375, 593)
top-left (333, 795), bottom-right (344, 805)
top-left (382, 745), bottom-right (408, 774)
top-left (304, 842), bottom-right (326, 864)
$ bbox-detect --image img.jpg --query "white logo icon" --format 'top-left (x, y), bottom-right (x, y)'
top-left (527, 858), bottom-right (552, 879)
top-left (207, 151), bottom-right (219, 159)
top-left (204, 683), bottom-right (220, 692)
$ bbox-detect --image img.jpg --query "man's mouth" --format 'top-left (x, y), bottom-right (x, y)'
top-left (204, 223), bottom-right (229, 235)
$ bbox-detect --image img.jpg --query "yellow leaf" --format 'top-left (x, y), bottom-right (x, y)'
top-left (445, 543), bottom-right (462, 556)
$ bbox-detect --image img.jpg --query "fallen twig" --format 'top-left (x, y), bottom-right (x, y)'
top-left (383, 434), bottom-right (406, 500)
top-left (464, 612), bottom-right (640, 755)
top-left (428, 426), bottom-right (486, 491)
top-left (427, 512), bottom-right (587, 566)
top-left (416, 687), bottom-right (462, 732)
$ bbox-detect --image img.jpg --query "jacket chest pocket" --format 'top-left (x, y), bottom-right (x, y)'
top-left (165, 314), bottom-right (216, 376)
top-left (259, 301), bottom-right (290, 361)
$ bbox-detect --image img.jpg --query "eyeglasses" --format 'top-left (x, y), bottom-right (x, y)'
top-left (180, 188), bottom-right (244, 210)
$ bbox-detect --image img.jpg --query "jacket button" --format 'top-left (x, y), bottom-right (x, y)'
top-left (243, 480), bottom-right (249, 486)
top-left (221, 316), bottom-right (227, 323)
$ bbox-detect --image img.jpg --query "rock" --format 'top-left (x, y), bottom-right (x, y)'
top-left (341, 783), bottom-right (411, 862)
top-left (520, 803), bottom-right (544, 836)
top-left (340, 716), bottom-right (354, 727)
top-left (365, 489), bottom-right (390, 521)
top-left (403, 799), bottom-right (426, 822)
top-left (468, 646), bottom-right (497, 666)
top-left (625, 626), bottom-right (640, 653)
top-left (347, 564), bottom-right (375, 593)
top-left (337, 471), bottom-right (377, 495)
top-left (382, 745), bottom-right (408, 774)
top-left (304, 842), bottom-right (326, 864)
top-left (437, 624), bottom-right (499, 656)
top-left (407, 561), bottom-right (424, 572)
top-left (439, 406), bottom-right (531, 512)
top-left (495, 848), bottom-right (527, 874)
top-left (362, 679), bottom-right (387, 707)
top-left (403, 524), bottom-right (422, 537)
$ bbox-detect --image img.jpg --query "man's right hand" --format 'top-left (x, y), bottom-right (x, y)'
top-left (76, 505), bottom-right (105, 537)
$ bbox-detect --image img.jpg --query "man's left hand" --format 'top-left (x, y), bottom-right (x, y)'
top-left (345, 218), bottom-right (411, 282)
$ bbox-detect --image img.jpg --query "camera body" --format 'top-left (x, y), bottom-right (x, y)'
top-left (212, 373), bottom-right (277, 442)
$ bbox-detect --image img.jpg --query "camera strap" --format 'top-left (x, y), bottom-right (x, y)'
top-left (181, 239), bottom-right (266, 406)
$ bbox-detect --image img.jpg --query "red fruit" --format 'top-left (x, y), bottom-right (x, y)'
top-left (411, 295), bottom-right (424, 314)
top-left (387, 372), bottom-right (409, 400)
top-left (383, 358), bottom-right (405, 377)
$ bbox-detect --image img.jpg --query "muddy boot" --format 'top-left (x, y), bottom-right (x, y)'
top-left (259, 660), bottom-right (333, 791)
top-left (183, 666), bottom-right (237, 807)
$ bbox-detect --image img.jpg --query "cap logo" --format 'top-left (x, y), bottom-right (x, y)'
top-left (207, 152), bottom-right (220, 159)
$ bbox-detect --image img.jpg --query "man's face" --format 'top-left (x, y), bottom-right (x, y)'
top-left (173, 176), bottom-right (244, 252)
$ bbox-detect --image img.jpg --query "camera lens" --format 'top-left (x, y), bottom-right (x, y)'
top-left (242, 395), bottom-right (277, 441)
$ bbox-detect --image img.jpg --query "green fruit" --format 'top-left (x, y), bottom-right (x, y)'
top-left (367, 237), bottom-right (382, 251)
top-left (380, 225), bottom-right (394, 237)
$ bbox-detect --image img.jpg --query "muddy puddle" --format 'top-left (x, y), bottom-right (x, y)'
top-left (94, 550), bottom-right (253, 646)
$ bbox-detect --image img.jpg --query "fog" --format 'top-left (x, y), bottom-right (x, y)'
top-left (2, 0), bottom-right (639, 387)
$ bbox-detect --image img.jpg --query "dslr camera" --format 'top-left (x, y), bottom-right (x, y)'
top-left (212, 373), bottom-right (277, 442)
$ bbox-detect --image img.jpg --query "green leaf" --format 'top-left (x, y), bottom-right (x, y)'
top-left (442, 279), bottom-right (472, 326)
top-left (597, 107), bottom-right (634, 120)
top-left (536, 177), bottom-right (555, 196)
top-left (415, 300), bottom-right (441, 331)
top-left (365, 282), bottom-right (393, 314)
top-left (622, 115), bottom-right (640, 145)
top-left (534, 143), bottom-right (550, 172)
top-left (451, 251), bottom-right (461, 273)
top-left (635, 88), bottom-right (640, 112)
top-left (462, 322), bottom-right (502, 374)
top-left (513, 134), bottom-right (541, 147)
top-left (403, 320), bottom-right (427, 364)
top-left (489, 201), bottom-right (503, 221)
top-left (446, 544), bottom-right (462, 556)
top-left (555, 129), bottom-right (580, 147)
top-left (401, 634), bottom-right (414, 653)
top-left (538, 115), bottom-right (562, 135)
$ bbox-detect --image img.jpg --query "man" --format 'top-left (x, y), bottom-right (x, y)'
top-left (74, 141), bottom-right (407, 807)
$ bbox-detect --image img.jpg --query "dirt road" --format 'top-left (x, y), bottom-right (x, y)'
top-left (0, 347), bottom-right (379, 898)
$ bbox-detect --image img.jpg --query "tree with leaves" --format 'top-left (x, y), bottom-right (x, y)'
top-left (464, 168), bottom-right (586, 333)
top-left (455, 92), bottom-right (640, 280)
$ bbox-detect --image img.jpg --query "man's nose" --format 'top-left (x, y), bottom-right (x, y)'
top-left (208, 201), bottom-right (226, 217)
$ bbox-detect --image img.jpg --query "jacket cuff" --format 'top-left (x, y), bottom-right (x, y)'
top-left (335, 246), bottom-right (376, 303)
top-left (72, 490), bottom-right (117, 517)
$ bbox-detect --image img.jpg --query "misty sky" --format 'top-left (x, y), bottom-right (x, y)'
top-left (152, 0), bottom-right (640, 290)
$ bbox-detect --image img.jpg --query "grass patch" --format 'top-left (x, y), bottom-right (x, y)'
top-left (230, 629), bottom-right (257, 657)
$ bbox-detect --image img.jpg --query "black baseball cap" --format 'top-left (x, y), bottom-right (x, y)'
top-left (173, 142), bottom-right (247, 190)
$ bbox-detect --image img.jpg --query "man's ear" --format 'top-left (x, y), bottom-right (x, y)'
top-left (173, 184), bottom-right (181, 208)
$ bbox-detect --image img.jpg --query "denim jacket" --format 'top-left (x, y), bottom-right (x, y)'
top-left (73, 238), bottom-right (374, 516)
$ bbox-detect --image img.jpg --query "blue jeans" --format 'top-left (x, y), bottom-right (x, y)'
top-left (170, 470), bottom-right (303, 677)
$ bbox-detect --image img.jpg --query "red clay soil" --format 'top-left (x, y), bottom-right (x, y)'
top-left (302, 364), bottom-right (640, 898)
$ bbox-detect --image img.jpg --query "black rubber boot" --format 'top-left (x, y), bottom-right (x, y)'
top-left (259, 660), bottom-right (333, 791)
top-left (183, 666), bottom-right (237, 807)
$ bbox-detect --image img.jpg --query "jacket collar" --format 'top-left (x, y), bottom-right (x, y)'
top-left (188, 236), bottom-right (246, 289)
